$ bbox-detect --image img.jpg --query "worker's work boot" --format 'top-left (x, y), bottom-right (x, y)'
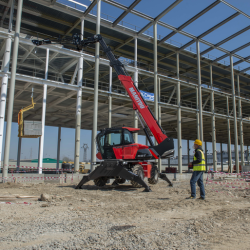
top-left (186, 196), bottom-right (195, 199)
top-left (198, 197), bottom-right (205, 200)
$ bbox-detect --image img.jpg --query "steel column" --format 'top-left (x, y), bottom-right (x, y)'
top-left (0, 37), bottom-right (11, 170)
top-left (153, 22), bottom-right (158, 121)
top-left (74, 19), bottom-right (84, 173)
top-left (38, 48), bottom-right (49, 174)
top-left (187, 140), bottom-right (190, 172)
top-left (176, 52), bottom-right (182, 173)
top-left (158, 77), bottom-right (162, 172)
top-left (196, 88), bottom-right (200, 139)
top-left (38, 137), bottom-right (40, 170)
top-left (221, 143), bottom-right (223, 172)
top-left (227, 96), bottom-right (232, 173)
top-left (248, 145), bottom-right (249, 164)
top-left (0, 0), bottom-right (14, 170)
top-left (210, 65), bottom-right (217, 171)
top-left (133, 37), bottom-right (138, 142)
top-left (3, 0), bottom-right (23, 179)
top-left (108, 66), bottom-right (112, 128)
top-left (153, 22), bottom-right (159, 170)
top-left (237, 75), bottom-right (244, 166)
top-left (230, 55), bottom-right (239, 173)
top-left (56, 126), bottom-right (61, 170)
top-left (91, 0), bottom-right (101, 171)
top-left (196, 40), bottom-right (203, 142)
top-left (158, 78), bottom-right (161, 126)
top-left (16, 137), bottom-right (22, 172)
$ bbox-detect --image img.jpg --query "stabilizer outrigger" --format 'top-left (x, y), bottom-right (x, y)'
top-left (75, 160), bottom-right (153, 192)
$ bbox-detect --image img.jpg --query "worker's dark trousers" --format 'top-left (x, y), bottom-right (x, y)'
top-left (190, 171), bottom-right (205, 198)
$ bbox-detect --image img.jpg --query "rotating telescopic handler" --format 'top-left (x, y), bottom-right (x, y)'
top-left (33, 34), bottom-right (175, 192)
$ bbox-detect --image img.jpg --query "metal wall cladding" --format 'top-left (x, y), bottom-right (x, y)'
top-left (24, 121), bottom-right (42, 136)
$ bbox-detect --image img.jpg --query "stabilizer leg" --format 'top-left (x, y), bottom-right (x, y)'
top-left (75, 160), bottom-right (151, 192)
top-left (75, 176), bottom-right (90, 189)
top-left (111, 180), bottom-right (119, 186)
top-left (118, 167), bottom-right (151, 192)
top-left (159, 173), bottom-right (173, 187)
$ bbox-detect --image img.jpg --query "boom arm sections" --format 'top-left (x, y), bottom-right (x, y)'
top-left (32, 34), bottom-right (174, 157)
top-left (118, 75), bottom-right (167, 145)
top-left (90, 35), bottom-right (168, 145)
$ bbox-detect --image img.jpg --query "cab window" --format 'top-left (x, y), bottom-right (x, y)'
top-left (105, 130), bottom-right (122, 146)
top-left (123, 130), bottom-right (134, 144)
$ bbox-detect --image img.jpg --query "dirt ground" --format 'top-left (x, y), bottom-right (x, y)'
top-left (0, 177), bottom-right (250, 250)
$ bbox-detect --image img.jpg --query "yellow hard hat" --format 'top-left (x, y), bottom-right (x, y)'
top-left (194, 139), bottom-right (202, 146)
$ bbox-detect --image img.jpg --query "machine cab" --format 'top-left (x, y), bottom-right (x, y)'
top-left (96, 127), bottom-right (139, 160)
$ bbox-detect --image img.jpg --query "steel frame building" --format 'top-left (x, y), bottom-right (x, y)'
top-left (1, 0), bottom-right (250, 178)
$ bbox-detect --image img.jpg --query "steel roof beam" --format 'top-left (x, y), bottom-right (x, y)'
top-left (219, 0), bottom-right (250, 20)
top-left (201, 25), bottom-right (250, 56)
top-left (0, 0), bottom-right (12, 27)
top-left (0, 39), bottom-right (6, 58)
top-left (107, 0), bottom-right (250, 67)
top-left (59, 58), bottom-right (78, 74)
top-left (240, 66), bottom-right (250, 73)
top-left (112, 0), bottom-right (141, 28)
top-left (19, 44), bottom-right (59, 73)
top-left (137, 0), bottom-right (183, 35)
top-left (20, 46), bottom-right (35, 64)
top-left (198, 12), bottom-right (240, 39)
top-left (213, 41), bottom-right (250, 63)
top-left (47, 90), bottom-right (76, 107)
top-left (178, 12), bottom-right (240, 51)
top-left (232, 55), bottom-right (250, 66)
top-left (103, 0), bottom-right (153, 21)
top-left (6, 76), bottom-right (250, 122)
top-left (14, 82), bottom-right (32, 99)
top-left (159, 0), bottom-right (220, 45)
top-left (34, 87), bottom-right (56, 102)
top-left (114, 37), bottom-right (134, 51)
top-left (63, 0), bottom-right (97, 37)
top-left (26, 0), bottom-right (250, 69)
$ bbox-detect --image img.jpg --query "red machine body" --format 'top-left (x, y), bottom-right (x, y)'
top-left (34, 34), bottom-right (174, 191)
top-left (72, 34), bottom-right (174, 191)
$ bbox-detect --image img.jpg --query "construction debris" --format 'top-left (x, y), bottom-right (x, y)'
top-left (1, 180), bottom-right (250, 249)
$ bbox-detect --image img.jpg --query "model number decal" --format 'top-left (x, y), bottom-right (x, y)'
top-left (129, 87), bottom-right (145, 109)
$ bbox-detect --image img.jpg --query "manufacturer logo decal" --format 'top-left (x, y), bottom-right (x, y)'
top-left (129, 87), bottom-right (145, 109)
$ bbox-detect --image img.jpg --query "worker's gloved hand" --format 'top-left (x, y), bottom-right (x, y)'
top-left (188, 162), bottom-right (193, 169)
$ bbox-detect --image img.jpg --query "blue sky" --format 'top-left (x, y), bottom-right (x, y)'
top-left (4, 0), bottom-right (249, 161)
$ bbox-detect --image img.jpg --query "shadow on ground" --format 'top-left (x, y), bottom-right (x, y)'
top-left (58, 184), bottom-right (140, 192)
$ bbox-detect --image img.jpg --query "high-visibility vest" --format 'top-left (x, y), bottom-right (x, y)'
top-left (193, 149), bottom-right (206, 171)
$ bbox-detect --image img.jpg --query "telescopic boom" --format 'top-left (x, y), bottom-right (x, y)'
top-left (32, 34), bottom-right (174, 158)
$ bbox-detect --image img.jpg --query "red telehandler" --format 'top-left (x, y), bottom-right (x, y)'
top-left (32, 34), bottom-right (175, 192)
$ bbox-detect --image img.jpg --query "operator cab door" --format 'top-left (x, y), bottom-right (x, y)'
top-left (97, 129), bottom-right (134, 160)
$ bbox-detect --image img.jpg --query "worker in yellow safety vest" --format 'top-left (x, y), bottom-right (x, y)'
top-left (186, 139), bottom-right (206, 200)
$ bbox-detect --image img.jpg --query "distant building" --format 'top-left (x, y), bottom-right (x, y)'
top-left (31, 158), bottom-right (62, 163)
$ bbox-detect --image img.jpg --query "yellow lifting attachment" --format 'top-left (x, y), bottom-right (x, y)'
top-left (18, 89), bottom-right (40, 138)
